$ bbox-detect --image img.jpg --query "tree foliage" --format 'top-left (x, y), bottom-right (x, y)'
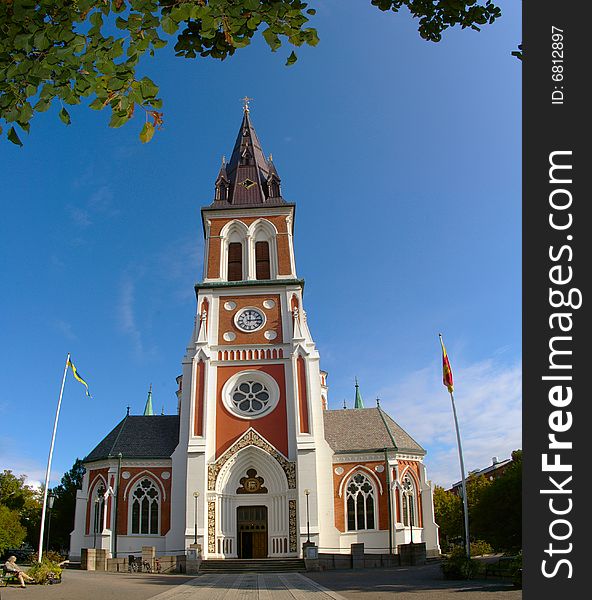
top-left (47, 459), bottom-right (86, 551)
top-left (472, 450), bottom-right (522, 552)
top-left (434, 451), bottom-right (522, 553)
top-left (0, 504), bottom-right (27, 554)
top-left (0, 469), bottom-right (42, 550)
top-left (0, 1), bottom-right (501, 145)
top-left (433, 485), bottom-right (462, 549)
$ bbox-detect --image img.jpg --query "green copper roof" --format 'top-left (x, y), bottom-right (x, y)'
top-left (143, 385), bottom-right (154, 416)
top-left (354, 378), bottom-right (364, 409)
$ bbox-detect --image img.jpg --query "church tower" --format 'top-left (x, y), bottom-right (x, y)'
top-left (167, 105), bottom-right (334, 558)
top-left (69, 105), bottom-right (440, 563)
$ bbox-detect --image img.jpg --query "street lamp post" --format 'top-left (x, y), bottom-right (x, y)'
top-left (93, 497), bottom-right (99, 548)
top-left (304, 489), bottom-right (310, 543)
top-left (193, 491), bottom-right (200, 545)
top-left (46, 493), bottom-right (55, 552)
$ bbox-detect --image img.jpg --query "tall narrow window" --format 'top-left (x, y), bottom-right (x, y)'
top-left (255, 241), bottom-right (270, 280)
top-left (93, 483), bottom-right (106, 535)
top-left (227, 242), bottom-right (243, 281)
top-left (346, 473), bottom-right (376, 531)
top-left (401, 473), bottom-right (416, 527)
top-left (130, 478), bottom-right (160, 535)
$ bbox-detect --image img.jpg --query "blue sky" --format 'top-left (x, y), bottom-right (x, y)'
top-left (0, 1), bottom-right (521, 489)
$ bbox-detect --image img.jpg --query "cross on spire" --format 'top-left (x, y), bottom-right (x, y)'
top-left (241, 96), bottom-right (253, 112)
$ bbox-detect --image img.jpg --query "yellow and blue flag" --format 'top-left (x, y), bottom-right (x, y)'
top-left (67, 359), bottom-right (92, 398)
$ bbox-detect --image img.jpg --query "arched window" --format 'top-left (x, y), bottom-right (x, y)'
top-left (227, 242), bottom-right (243, 281)
top-left (255, 241), bottom-right (270, 280)
top-left (346, 473), bottom-right (376, 531)
top-left (130, 478), bottom-right (160, 535)
top-left (92, 482), bottom-right (106, 535)
top-left (401, 473), bottom-right (416, 527)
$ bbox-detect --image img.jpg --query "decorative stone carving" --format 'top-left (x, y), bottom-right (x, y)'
top-left (208, 428), bottom-right (296, 490)
top-left (237, 468), bottom-right (268, 494)
top-left (289, 499), bottom-right (297, 552)
top-left (208, 501), bottom-right (216, 553)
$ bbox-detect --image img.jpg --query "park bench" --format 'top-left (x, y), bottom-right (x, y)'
top-left (1, 567), bottom-right (21, 587)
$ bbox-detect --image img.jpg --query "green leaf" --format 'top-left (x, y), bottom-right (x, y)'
top-left (34, 98), bottom-right (51, 112)
top-left (286, 51), bottom-right (298, 66)
top-left (7, 127), bottom-right (23, 147)
top-left (59, 107), bottom-right (71, 125)
top-left (109, 111), bottom-right (129, 128)
top-left (89, 98), bottom-right (105, 110)
top-left (161, 16), bottom-right (178, 35)
top-left (139, 122), bottom-right (155, 143)
top-left (262, 28), bottom-right (281, 51)
top-left (139, 77), bottom-right (159, 100)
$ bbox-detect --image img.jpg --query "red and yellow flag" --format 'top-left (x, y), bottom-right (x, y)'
top-left (439, 334), bottom-right (454, 393)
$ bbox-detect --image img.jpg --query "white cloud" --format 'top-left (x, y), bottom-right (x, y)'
top-left (52, 318), bottom-right (77, 341)
top-left (377, 356), bottom-right (522, 488)
top-left (118, 275), bottom-right (153, 360)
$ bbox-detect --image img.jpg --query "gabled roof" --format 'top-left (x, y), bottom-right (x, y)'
top-left (323, 407), bottom-right (425, 455)
top-left (84, 415), bottom-right (180, 462)
top-left (208, 109), bottom-right (287, 209)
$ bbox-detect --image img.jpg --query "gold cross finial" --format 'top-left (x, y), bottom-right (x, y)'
top-left (241, 96), bottom-right (253, 112)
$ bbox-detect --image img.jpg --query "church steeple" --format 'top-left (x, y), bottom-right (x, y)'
top-left (143, 384), bottom-right (154, 416)
top-left (354, 378), bottom-right (364, 409)
top-left (211, 107), bottom-right (286, 208)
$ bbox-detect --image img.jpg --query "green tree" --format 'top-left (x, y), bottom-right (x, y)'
top-left (48, 459), bottom-right (86, 551)
top-left (472, 450), bottom-right (522, 552)
top-left (0, 470), bottom-right (43, 549)
top-left (0, 505), bottom-right (27, 554)
top-left (0, 0), bottom-right (502, 145)
top-left (433, 485), bottom-right (462, 551)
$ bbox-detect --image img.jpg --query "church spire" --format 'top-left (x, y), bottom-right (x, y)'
top-left (354, 378), bottom-right (364, 409)
top-left (143, 384), bottom-right (154, 416)
top-left (211, 106), bottom-right (286, 208)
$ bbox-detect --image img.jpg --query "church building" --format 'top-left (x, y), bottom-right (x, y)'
top-left (69, 107), bottom-right (440, 561)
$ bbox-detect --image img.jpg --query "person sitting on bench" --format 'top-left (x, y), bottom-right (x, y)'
top-left (4, 556), bottom-right (35, 588)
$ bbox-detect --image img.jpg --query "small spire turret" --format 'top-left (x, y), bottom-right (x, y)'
top-left (143, 384), bottom-right (154, 416)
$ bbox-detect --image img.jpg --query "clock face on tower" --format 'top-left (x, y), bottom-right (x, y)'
top-left (234, 308), bottom-right (266, 332)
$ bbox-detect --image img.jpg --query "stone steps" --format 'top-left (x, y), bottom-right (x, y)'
top-left (199, 558), bottom-right (306, 573)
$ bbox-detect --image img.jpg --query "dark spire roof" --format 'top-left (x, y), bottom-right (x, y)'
top-left (210, 109), bottom-right (286, 208)
top-left (84, 415), bottom-right (180, 462)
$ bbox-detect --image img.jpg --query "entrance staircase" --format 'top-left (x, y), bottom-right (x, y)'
top-left (199, 558), bottom-right (306, 573)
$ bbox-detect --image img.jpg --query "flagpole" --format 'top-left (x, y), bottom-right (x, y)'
top-left (449, 388), bottom-right (471, 559)
top-left (38, 352), bottom-right (70, 562)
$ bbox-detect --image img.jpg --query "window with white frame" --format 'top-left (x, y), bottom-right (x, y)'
top-left (130, 478), bottom-right (160, 535)
top-left (401, 473), bottom-right (417, 527)
top-left (346, 473), bottom-right (376, 531)
top-left (92, 482), bottom-right (106, 535)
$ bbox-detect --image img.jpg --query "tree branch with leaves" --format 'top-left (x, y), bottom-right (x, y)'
top-left (0, 0), bottom-right (501, 146)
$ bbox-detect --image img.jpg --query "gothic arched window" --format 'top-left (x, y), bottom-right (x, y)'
top-left (401, 473), bottom-right (417, 527)
top-left (130, 478), bottom-right (160, 535)
top-left (227, 242), bottom-right (243, 281)
top-left (92, 482), bottom-right (106, 535)
top-left (346, 473), bottom-right (376, 531)
top-left (255, 241), bottom-right (270, 280)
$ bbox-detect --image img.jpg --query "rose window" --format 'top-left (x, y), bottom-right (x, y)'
top-left (231, 381), bottom-right (271, 415)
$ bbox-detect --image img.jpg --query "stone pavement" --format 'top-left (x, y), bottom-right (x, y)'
top-left (144, 573), bottom-right (346, 600)
top-left (0, 571), bottom-right (346, 600)
top-left (0, 566), bottom-right (520, 600)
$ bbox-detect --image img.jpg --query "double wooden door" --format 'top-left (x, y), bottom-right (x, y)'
top-left (237, 506), bottom-right (268, 559)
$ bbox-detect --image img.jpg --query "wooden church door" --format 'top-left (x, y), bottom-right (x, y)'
top-left (237, 506), bottom-right (268, 558)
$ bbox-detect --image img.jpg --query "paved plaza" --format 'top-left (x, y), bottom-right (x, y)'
top-left (0, 565), bottom-right (521, 600)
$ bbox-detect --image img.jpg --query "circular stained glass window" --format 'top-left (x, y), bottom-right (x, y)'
top-left (231, 380), bottom-right (270, 414)
top-left (222, 370), bottom-right (279, 419)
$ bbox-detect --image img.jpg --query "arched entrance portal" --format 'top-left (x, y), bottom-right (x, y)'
top-left (209, 438), bottom-right (297, 558)
top-left (237, 505), bottom-right (268, 558)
